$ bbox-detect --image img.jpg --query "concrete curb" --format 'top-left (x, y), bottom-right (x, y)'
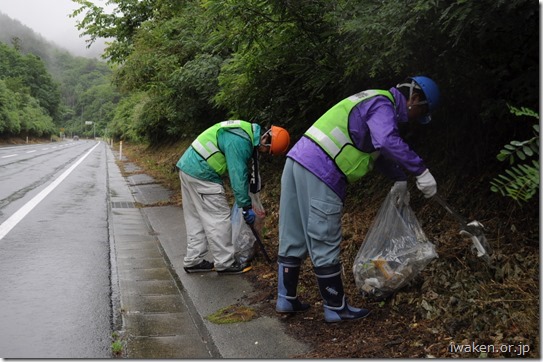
top-left (106, 146), bottom-right (215, 358)
top-left (106, 145), bottom-right (310, 358)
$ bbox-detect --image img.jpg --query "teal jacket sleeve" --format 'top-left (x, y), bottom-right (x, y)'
top-left (219, 129), bottom-right (254, 208)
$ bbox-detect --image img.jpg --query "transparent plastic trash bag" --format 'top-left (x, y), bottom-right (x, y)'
top-left (232, 192), bottom-right (265, 264)
top-left (353, 190), bottom-right (438, 300)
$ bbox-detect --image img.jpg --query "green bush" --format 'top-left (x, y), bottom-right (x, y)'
top-left (490, 106), bottom-right (539, 203)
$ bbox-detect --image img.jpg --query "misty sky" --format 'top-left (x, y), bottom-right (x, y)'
top-left (0, 0), bottom-right (112, 58)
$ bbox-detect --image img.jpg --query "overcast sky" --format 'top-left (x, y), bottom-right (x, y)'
top-left (0, 0), bottom-right (112, 58)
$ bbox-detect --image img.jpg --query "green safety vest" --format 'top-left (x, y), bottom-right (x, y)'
top-left (191, 120), bottom-right (255, 175)
top-left (304, 90), bottom-right (395, 184)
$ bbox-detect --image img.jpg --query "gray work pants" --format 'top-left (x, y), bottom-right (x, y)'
top-left (179, 171), bottom-right (235, 270)
top-left (278, 159), bottom-right (343, 268)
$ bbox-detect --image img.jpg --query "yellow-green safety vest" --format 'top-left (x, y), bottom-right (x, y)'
top-left (304, 90), bottom-right (395, 184)
top-left (191, 120), bottom-right (255, 175)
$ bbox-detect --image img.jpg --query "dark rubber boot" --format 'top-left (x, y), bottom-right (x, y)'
top-left (315, 264), bottom-right (371, 323)
top-left (276, 256), bottom-right (310, 313)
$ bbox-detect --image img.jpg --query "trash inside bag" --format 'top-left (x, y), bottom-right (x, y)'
top-left (353, 191), bottom-right (438, 300)
top-left (232, 192), bottom-right (265, 264)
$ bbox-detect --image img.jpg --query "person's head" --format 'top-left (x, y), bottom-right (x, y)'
top-left (396, 76), bottom-right (440, 124)
top-left (258, 125), bottom-right (290, 155)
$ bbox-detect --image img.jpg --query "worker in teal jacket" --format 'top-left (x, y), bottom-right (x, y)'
top-left (177, 120), bottom-right (290, 275)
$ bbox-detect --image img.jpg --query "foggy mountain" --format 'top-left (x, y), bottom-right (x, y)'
top-left (0, 12), bottom-right (104, 61)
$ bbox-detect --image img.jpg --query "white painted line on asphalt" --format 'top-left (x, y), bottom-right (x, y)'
top-left (1, 154), bottom-right (17, 158)
top-left (0, 142), bottom-right (101, 241)
top-left (26, 150), bottom-right (36, 154)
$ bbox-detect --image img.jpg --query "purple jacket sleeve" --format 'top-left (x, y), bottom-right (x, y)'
top-left (355, 96), bottom-right (427, 179)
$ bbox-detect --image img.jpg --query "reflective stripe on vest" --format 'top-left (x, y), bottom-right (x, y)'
top-left (191, 120), bottom-right (254, 175)
top-left (305, 90), bottom-right (394, 183)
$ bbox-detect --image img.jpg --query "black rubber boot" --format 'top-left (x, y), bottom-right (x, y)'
top-left (275, 256), bottom-right (310, 313)
top-left (315, 264), bottom-right (371, 323)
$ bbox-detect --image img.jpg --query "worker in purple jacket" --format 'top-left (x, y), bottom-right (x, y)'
top-left (275, 76), bottom-right (441, 323)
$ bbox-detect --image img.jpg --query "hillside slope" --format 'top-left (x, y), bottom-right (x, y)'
top-left (120, 140), bottom-right (539, 358)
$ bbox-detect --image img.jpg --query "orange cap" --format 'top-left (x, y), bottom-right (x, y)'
top-left (269, 125), bottom-right (290, 155)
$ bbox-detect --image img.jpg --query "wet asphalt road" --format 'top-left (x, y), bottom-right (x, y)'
top-left (0, 140), bottom-right (113, 358)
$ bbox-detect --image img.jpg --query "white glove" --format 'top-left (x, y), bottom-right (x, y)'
top-left (390, 181), bottom-right (410, 206)
top-left (416, 169), bottom-right (437, 198)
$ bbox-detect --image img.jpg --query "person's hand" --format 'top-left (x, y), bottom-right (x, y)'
top-left (416, 169), bottom-right (437, 198)
top-left (242, 208), bottom-right (256, 225)
top-left (390, 181), bottom-right (410, 206)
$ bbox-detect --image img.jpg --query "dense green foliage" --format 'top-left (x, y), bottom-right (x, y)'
top-left (0, 12), bottom-right (119, 139)
top-left (55, 55), bottom-right (120, 138)
top-left (72, 0), bottom-right (538, 201)
top-left (0, 42), bottom-right (58, 136)
top-left (73, 0), bottom-right (538, 142)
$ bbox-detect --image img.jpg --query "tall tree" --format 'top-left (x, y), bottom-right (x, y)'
top-left (0, 43), bottom-right (58, 137)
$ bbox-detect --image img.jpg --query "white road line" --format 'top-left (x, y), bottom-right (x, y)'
top-left (0, 142), bottom-right (101, 240)
top-left (1, 154), bottom-right (17, 159)
top-left (26, 150), bottom-right (36, 154)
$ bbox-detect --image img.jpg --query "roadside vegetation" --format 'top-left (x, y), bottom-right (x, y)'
top-left (119, 137), bottom-right (539, 358)
top-left (103, 0), bottom-right (539, 356)
top-left (0, 13), bottom-right (119, 140)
